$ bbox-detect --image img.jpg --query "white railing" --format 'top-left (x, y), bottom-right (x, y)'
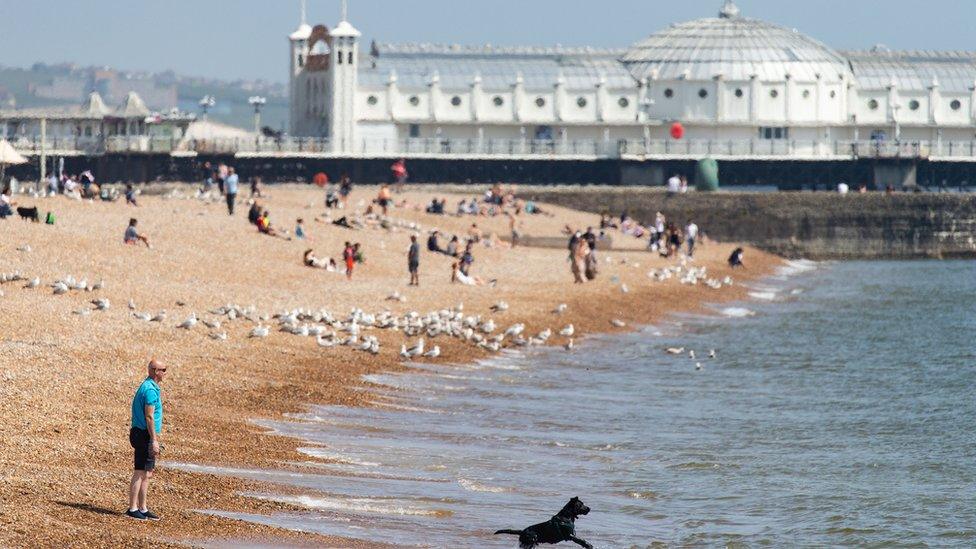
top-left (8, 134), bottom-right (976, 160)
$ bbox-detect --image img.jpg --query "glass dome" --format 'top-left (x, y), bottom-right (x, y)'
top-left (621, 2), bottom-right (852, 83)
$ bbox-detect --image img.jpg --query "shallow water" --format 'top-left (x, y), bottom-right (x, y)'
top-left (180, 259), bottom-right (976, 547)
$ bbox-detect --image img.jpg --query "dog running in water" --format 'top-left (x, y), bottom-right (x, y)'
top-left (495, 497), bottom-right (592, 548)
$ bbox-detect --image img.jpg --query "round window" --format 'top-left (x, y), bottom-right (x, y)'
top-left (492, 96), bottom-right (504, 107)
top-left (618, 97), bottom-right (630, 108)
top-left (535, 97), bottom-right (546, 108)
top-left (576, 97), bottom-right (587, 108)
top-left (698, 88), bottom-right (708, 99)
top-left (802, 89), bottom-right (811, 99)
top-left (367, 95), bottom-right (378, 106)
top-left (770, 89), bottom-right (779, 98)
top-left (868, 99), bottom-right (879, 110)
top-left (409, 95), bottom-right (420, 106)
top-left (909, 100), bottom-right (920, 111)
top-left (451, 96), bottom-right (462, 107)
top-left (734, 88), bottom-right (744, 98)
top-left (950, 99), bottom-right (962, 111)
top-left (664, 88), bottom-right (674, 98)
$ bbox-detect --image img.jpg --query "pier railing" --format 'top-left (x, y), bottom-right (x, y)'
top-left (9, 134), bottom-right (976, 161)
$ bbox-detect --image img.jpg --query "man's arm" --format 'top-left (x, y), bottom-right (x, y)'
top-left (144, 404), bottom-right (160, 455)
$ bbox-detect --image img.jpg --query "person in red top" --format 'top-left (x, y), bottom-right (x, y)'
top-left (391, 159), bottom-right (408, 193)
top-left (342, 242), bottom-right (355, 280)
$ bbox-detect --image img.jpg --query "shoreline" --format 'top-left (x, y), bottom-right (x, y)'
top-left (0, 185), bottom-right (782, 547)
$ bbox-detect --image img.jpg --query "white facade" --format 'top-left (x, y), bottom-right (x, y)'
top-left (289, 1), bottom-right (976, 155)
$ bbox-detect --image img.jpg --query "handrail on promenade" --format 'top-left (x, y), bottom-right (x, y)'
top-left (6, 134), bottom-right (976, 160)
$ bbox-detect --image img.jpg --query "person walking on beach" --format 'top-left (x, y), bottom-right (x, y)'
top-left (407, 234), bottom-right (420, 286)
top-left (224, 167), bottom-right (239, 215)
top-left (685, 220), bottom-right (699, 257)
top-left (126, 359), bottom-right (167, 521)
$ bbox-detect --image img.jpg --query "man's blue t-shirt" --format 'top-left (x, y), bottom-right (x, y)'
top-left (131, 378), bottom-right (163, 433)
top-left (224, 174), bottom-right (239, 195)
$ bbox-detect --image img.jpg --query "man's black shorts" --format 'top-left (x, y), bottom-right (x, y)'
top-left (130, 427), bottom-right (156, 471)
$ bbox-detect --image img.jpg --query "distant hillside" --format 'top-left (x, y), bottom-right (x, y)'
top-left (0, 62), bottom-right (288, 131)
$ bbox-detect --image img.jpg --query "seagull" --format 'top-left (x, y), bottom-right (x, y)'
top-left (490, 301), bottom-right (509, 312)
top-left (689, 350), bottom-right (696, 360)
top-left (25, 277), bottom-right (40, 289)
top-left (695, 362), bottom-right (703, 371)
top-left (504, 323), bottom-right (525, 337)
top-left (92, 279), bottom-right (104, 291)
top-left (72, 308), bottom-right (91, 316)
top-left (209, 332), bottom-right (228, 341)
top-left (423, 345), bottom-right (441, 358)
top-left (559, 324), bottom-right (574, 337)
top-left (621, 284), bottom-right (630, 294)
top-left (611, 319), bottom-right (626, 328)
top-left (553, 303), bottom-right (567, 314)
top-left (316, 335), bottom-right (336, 348)
top-left (176, 300), bottom-right (187, 307)
top-left (249, 325), bottom-right (269, 338)
top-left (564, 338), bottom-right (574, 351)
top-left (399, 344), bottom-right (410, 358)
top-left (128, 299), bottom-right (136, 310)
top-left (52, 282), bottom-right (69, 295)
top-left (133, 312), bottom-right (152, 321)
top-left (17, 244), bottom-right (31, 253)
top-left (177, 313), bottom-right (197, 329)
top-left (666, 347), bottom-right (685, 355)
top-left (202, 318), bottom-right (221, 330)
top-left (708, 349), bottom-right (717, 359)
top-left (91, 298), bottom-right (110, 311)
top-left (150, 311), bottom-right (167, 322)
top-left (386, 290), bottom-right (406, 302)
top-left (406, 338), bottom-right (425, 357)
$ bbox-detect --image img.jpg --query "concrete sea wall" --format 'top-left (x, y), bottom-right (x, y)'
top-left (522, 189), bottom-right (976, 259)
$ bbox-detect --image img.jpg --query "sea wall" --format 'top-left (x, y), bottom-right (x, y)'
top-left (521, 189), bottom-right (976, 259)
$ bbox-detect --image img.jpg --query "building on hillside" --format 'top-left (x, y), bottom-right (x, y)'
top-left (288, 0), bottom-right (976, 156)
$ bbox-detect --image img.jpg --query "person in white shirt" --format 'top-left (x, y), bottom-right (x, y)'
top-left (685, 221), bottom-right (699, 257)
top-left (0, 188), bottom-right (14, 217)
top-left (837, 182), bottom-right (849, 194)
top-left (667, 175), bottom-right (681, 194)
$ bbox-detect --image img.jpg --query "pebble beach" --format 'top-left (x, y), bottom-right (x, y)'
top-left (0, 184), bottom-right (780, 547)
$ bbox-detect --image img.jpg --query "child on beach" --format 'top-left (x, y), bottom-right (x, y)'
top-left (124, 218), bottom-right (151, 248)
top-left (342, 242), bottom-right (355, 280)
top-left (295, 218), bottom-right (307, 240)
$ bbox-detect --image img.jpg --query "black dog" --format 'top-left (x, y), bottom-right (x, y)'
top-left (495, 497), bottom-right (592, 548)
top-left (16, 206), bottom-right (39, 222)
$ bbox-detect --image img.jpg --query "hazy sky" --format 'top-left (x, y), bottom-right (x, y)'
top-left (0, 0), bottom-right (972, 83)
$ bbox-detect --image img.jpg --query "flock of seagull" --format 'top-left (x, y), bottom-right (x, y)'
top-left (2, 240), bottom-right (733, 364)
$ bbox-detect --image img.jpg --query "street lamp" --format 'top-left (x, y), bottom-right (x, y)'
top-left (199, 95), bottom-right (216, 119)
top-left (248, 96), bottom-right (267, 134)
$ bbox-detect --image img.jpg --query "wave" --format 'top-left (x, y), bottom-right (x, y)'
top-left (458, 478), bottom-right (510, 493)
top-left (748, 291), bottom-right (777, 301)
top-left (297, 447), bottom-right (380, 467)
top-left (776, 259), bottom-right (818, 278)
top-left (720, 307), bottom-right (756, 318)
top-left (245, 493), bottom-right (452, 517)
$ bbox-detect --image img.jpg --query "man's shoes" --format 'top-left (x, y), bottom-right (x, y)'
top-left (140, 509), bottom-right (161, 521)
top-left (125, 509), bottom-right (147, 520)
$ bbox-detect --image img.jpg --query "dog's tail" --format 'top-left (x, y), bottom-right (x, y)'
top-left (494, 529), bottom-right (523, 536)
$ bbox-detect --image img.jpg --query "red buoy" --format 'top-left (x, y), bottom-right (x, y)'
top-left (670, 122), bottom-right (685, 140)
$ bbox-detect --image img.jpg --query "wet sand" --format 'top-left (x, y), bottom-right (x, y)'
top-left (0, 185), bottom-right (780, 546)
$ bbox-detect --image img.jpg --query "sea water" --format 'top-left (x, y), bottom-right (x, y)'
top-left (179, 260), bottom-right (976, 547)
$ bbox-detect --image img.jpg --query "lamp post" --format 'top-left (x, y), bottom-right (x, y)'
top-left (199, 95), bottom-right (216, 119)
top-left (248, 96), bottom-right (267, 135)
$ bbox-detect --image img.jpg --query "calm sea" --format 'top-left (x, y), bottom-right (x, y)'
top-left (179, 259), bottom-right (976, 547)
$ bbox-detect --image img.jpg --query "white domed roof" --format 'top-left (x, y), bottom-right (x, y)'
top-left (622, 2), bottom-right (851, 83)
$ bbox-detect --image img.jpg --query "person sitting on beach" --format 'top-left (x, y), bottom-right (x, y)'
top-left (459, 243), bottom-right (474, 276)
top-left (451, 261), bottom-right (485, 286)
top-left (256, 210), bottom-right (285, 238)
top-left (728, 247), bottom-right (745, 268)
top-left (248, 202), bottom-right (261, 225)
top-left (295, 218), bottom-right (307, 240)
top-left (0, 187), bottom-right (15, 218)
top-left (125, 184), bottom-right (139, 206)
top-left (445, 235), bottom-right (460, 257)
top-left (467, 223), bottom-right (483, 243)
top-left (427, 230), bottom-right (444, 253)
top-left (63, 176), bottom-right (81, 200)
top-left (456, 199), bottom-right (468, 216)
top-left (124, 218), bottom-right (151, 248)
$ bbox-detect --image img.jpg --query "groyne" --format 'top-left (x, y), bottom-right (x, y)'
top-left (521, 188), bottom-right (976, 259)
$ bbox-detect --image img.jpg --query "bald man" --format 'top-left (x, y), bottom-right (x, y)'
top-left (126, 359), bottom-right (167, 520)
